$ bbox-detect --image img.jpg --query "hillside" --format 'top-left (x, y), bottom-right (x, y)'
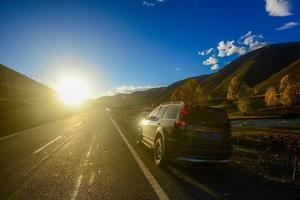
top-left (0, 64), bottom-right (55, 103)
top-left (98, 42), bottom-right (300, 106)
top-left (253, 58), bottom-right (300, 93)
top-left (0, 64), bottom-right (89, 136)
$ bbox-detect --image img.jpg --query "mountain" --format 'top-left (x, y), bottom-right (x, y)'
top-left (0, 64), bottom-right (55, 103)
top-left (0, 64), bottom-right (89, 136)
top-left (98, 42), bottom-right (300, 106)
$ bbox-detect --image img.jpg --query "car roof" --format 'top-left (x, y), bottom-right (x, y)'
top-left (160, 101), bottom-right (185, 106)
top-left (159, 102), bottom-right (226, 112)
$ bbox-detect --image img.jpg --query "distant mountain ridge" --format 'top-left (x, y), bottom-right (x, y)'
top-left (98, 42), bottom-right (300, 105)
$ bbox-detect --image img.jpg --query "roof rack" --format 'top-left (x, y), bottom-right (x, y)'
top-left (161, 101), bottom-right (185, 105)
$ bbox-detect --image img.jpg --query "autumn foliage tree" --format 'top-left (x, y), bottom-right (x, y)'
top-left (281, 84), bottom-right (297, 106)
top-left (178, 79), bottom-right (198, 104)
top-left (193, 85), bottom-right (206, 104)
top-left (279, 74), bottom-right (297, 106)
top-left (279, 75), bottom-right (290, 93)
top-left (227, 76), bottom-right (252, 114)
top-left (170, 78), bottom-right (208, 104)
top-left (170, 87), bottom-right (181, 101)
top-left (265, 87), bottom-right (278, 107)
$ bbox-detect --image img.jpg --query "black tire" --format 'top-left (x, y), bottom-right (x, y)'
top-left (153, 136), bottom-right (166, 166)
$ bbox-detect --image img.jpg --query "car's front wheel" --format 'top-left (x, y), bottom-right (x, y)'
top-left (153, 136), bottom-right (166, 166)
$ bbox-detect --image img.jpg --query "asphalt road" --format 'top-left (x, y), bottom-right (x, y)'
top-left (0, 109), bottom-right (195, 200)
top-left (0, 108), bottom-right (299, 200)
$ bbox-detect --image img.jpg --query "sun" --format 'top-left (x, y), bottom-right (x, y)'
top-left (56, 76), bottom-right (90, 105)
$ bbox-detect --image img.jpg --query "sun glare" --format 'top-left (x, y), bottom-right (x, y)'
top-left (56, 76), bottom-right (90, 105)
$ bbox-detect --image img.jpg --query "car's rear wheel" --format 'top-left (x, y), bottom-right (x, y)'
top-left (153, 136), bottom-right (166, 166)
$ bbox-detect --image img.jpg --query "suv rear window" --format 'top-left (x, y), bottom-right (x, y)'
top-left (163, 105), bottom-right (180, 119)
top-left (187, 106), bottom-right (228, 126)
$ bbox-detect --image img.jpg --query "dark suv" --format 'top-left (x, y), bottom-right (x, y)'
top-left (137, 101), bottom-right (232, 166)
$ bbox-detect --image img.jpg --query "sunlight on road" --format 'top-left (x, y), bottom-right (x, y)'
top-left (55, 76), bottom-right (90, 106)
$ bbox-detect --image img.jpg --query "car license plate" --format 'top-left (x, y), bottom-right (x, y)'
top-left (198, 132), bottom-right (221, 141)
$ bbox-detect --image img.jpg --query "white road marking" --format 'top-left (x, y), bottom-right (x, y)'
top-left (0, 123), bottom-right (48, 141)
top-left (83, 159), bottom-right (88, 167)
top-left (74, 122), bottom-right (82, 128)
top-left (105, 107), bottom-right (111, 112)
top-left (86, 145), bottom-right (93, 158)
top-left (106, 110), bottom-right (169, 200)
top-left (88, 172), bottom-right (96, 186)
top-left (33, 136), bottom-right (62, 154)
top-left (71, 174), bottom-right (83, 200)
top-left (167, 166), bottom-right (222, 199)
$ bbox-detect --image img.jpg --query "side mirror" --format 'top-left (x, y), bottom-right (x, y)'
top-left (149, 116), bottom-right (159, 121)
top-left (142, 112), bottom-right (150, 118)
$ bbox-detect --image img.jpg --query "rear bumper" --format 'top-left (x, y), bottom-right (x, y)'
top-left (178, 157), bottom-right (231, 163)
top-left (166, 137), bottom-right (232, 162)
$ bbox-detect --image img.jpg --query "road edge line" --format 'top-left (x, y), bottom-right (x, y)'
top-left (106, 110), bottom-right (169, 200)
top-left (33, 136), bottom-right (62, 154)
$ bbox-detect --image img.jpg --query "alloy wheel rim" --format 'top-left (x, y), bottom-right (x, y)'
top-left (154, 140), bottom-right (162, 162)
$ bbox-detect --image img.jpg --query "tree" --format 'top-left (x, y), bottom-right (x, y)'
top-left (227, 76), bottom-right (252, 114)
top-left (236, 97), bottom-right (252, 114)
top-left (265, 87), bottom-right (278, 107)
top-left (281, 84), bottom-right (297, 106)
top-left (279, 74), bottom-right (298, 106)
top-left (170, 87), bottom-right (181, 101)
top-left (178, 79), bottom-right (198, 104)
top-left (279, 74), bottom-right (290, 93)
top-left (227, 76), bottom-right (249, 101)
top-left (193, 85), bottom-right (206, 104)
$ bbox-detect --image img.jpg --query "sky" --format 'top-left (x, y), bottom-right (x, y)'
top-left (0, 0), bottom-right (299, 97)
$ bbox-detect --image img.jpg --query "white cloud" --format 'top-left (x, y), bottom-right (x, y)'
top-left (210, 64), bottom-right (219, 70)
top-left (276, 21), bottom-right (299, 30)
top-left (105, 85), bottom-right (163, 95)
top-left (199, 31), bottom-right (267, 71)
top-left (217, 40), bottom-right (246, 57)
top-left (142, 0), bottom-right (166, 7)
top-left (265, 0), bottom-right (292, 17)
top-left (240, 31), bottom-right (267, 51)
top-left (198, 48), bottom-right (213, 56)
top-left (142, 1), bottom-right (155, 7)
top-left (202, 56), bottom-right (219, 71)
top-left (202, 56), bottom-right (217, 66)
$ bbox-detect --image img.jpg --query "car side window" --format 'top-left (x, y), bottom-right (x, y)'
top-left (156, 106), bottom-right (167, 119)
top-left (149, 106), bottom-right (160, 118)
top-left (162, 105), bottom-right (180, 119)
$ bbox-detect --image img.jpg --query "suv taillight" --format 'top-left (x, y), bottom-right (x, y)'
top-left (175, 119), bottom-right (187, 131)
top-left (180, 104), bottom-right (189, 116)
top-left (175, 105), bottom-right (189, 132)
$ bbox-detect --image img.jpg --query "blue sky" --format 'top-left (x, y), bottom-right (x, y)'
top-left (0, 0), bottom-right (299, 96)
